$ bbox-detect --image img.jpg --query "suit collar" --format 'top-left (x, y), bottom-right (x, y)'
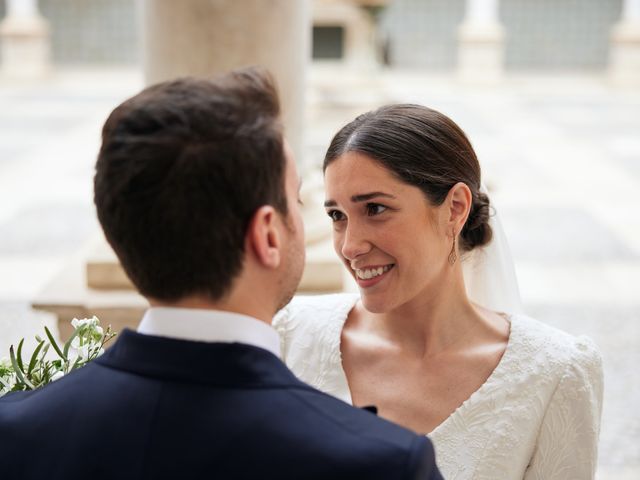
top-left (96, 329), bottom-right (303, 388)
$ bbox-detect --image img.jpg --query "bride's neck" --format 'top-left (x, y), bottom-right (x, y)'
top-left (372, 268), bottom-right (481, 357)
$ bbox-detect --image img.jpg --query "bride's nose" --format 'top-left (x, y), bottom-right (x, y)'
top-left (340, 221), bottom-right (372, 261)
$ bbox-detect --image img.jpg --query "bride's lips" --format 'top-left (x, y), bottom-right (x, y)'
top-left (352, 264), bottom-right (395, 288)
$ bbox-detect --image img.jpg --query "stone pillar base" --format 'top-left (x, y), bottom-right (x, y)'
top-left (457, 23), bottom-right (505, 84)
top-left (609, 22), bottom-right (640, 87)
top-left (0, 15), bottom-right (51, 80)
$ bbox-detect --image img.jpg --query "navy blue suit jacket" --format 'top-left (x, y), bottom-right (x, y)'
top-left (0, 329), bottom-right (443, 479)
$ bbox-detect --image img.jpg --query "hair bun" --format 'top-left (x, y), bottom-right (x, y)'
top-left (460, 191), bottom-right (493, 251)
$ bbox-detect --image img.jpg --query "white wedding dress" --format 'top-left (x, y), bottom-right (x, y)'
top-left (274, 293), bottom-right (604, 480)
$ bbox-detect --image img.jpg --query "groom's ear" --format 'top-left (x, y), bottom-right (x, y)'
top-left (246, 205), bottom-right (282, 269)
top-left (445, 182), bottom-right (472, 231)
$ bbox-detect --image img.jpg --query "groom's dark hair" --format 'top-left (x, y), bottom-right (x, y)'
top-left (94, 67), bottom-right (288, 301)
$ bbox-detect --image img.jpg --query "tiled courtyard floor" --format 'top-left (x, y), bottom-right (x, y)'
top-left (1, 67), bottom-right (638, 478)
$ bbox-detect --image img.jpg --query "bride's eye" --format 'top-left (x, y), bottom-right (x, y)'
top-left (366, 203), bottom-right (387, 216)
top-left (326, 209), bottom-right (345, 222)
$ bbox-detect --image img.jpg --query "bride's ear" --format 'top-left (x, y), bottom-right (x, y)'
top-left (246, 205), bottom-right (281, 269)
top-left (445, 182), bottom-right (472, 233)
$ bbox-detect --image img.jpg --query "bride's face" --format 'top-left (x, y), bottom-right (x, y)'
top-left (324, 151), bottom-right (451, 313)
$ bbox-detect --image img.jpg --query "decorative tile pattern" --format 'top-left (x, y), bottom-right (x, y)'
top-left (380, 0), bottom-right (622, 69)
top-left (502, 0), bottom-right (623, 70)
top-left (39, 0), bottom-right (138, 64)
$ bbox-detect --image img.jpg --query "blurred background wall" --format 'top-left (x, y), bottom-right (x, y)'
top-left (0, 0), bottom-right (625, 71)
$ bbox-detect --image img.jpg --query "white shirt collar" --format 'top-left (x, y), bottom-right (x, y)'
top-left (137, 307), bottom-right (281, 357)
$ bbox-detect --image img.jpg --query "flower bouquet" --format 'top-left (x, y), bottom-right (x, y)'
top-left (0, 317), bottom-right (116, 397)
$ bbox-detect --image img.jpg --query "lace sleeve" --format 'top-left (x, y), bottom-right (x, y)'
top-left (272, 303), bottom-right (293, 361)
top-left (523, 337), bottom-right (604, 480)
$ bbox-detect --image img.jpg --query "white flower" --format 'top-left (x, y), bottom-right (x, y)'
top-left (0, 372), bottom-right (16, 393)
top-left (70, 343), bottom-right (89, 360)
top-left (51, 371), bottom-right (64, 382)
top-left (71, 316), bottom-right (99, 329)
top-left (71, 316), bottom-right (104, 344)
top-left (71, 336), bottom-right (81, 349)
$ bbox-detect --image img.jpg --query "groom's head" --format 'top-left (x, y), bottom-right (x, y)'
top-left (94, 67), bottom-right (305, 315)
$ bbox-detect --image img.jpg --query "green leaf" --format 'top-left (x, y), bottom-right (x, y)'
top-left (38, 345), bottom-right (51, 376)
top-left (40, 363), bottom-right (54, 384)
top-left (16, 338), bottom-right (25, 373)
top-left (62, 329), bottom-right (80, 361)
top-left (10, 346), bottom-right (34, 390)
top-left (69, 356), bottom-right (83, 372)
top-left (44, 326), bottom-right (66, 361)
top-left (27, 340), bottom-right (45, 375)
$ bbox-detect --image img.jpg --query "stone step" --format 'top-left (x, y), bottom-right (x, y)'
top-left (86, 238), bottom-right (343, 292)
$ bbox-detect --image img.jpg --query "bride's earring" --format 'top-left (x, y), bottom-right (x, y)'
top-left (448, 232), bottom-right (457, 265)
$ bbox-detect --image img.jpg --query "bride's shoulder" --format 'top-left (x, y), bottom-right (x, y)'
top-left (273, 292), bottom-right (359, 335)
top-left (273, 293), bottom-right (359, 365)
top-left (509, 313), bottom-right (602, 380)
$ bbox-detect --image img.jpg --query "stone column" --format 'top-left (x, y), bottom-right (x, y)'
top-left (456, 0), bottom-right (505, 84)
top-left (141, 0), bottom-right (310, 167)
top-left (0, 0), bottom-right (51, 79)
top-left (609, 0), bottom-right (640, 86)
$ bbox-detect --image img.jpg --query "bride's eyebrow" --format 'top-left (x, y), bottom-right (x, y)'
top-left (351, 192), bottom-right (396, 202)
top-left (324, 192), bottom-right (396, 207)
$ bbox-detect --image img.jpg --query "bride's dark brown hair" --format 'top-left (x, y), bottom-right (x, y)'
top-left (323, 104), bottom-right (492, 252)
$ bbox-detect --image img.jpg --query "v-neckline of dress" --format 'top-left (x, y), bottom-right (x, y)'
top-left (331, 293), bottom-right (517, 436)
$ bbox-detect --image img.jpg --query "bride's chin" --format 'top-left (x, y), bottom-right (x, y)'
top-left (360, 294), bottom-right (391, 314)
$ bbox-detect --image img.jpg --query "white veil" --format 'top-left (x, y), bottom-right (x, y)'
top-left (462, 187), bottom-right (523, 314)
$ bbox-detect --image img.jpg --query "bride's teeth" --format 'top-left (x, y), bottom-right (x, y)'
top-left (355, 265), bottom-right (392, 280)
